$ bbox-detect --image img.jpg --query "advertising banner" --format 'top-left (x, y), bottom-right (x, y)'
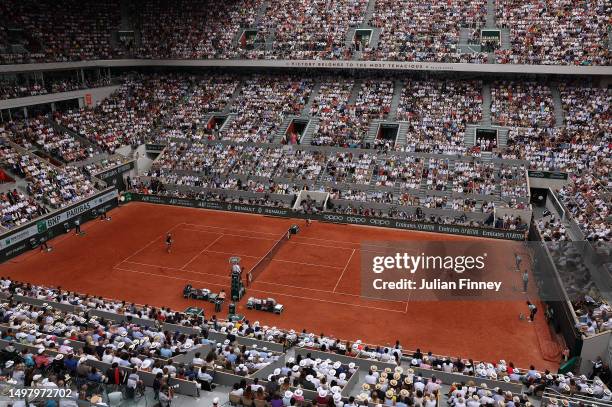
top-left (0, 189), bottom-right (118, 260)
top-left (129, 193), bottom-right (526, 241)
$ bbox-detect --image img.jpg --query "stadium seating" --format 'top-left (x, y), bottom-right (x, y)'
top-left (0, 142), bottom-right (97, 209)
top-left (82, 155), bottom-right (132, 177)
top-left (0, 0), bottom-right (609, 65)
top-left (396, 80), bottom-right (482, 155)
top-left (223, 76), bottom-right (313, 143)
top-left (0, 76), bottom-right (112, 101)
top-left (57, 75), bottom-right (189, 152)
top-left (0, 188), bottom-right (47, 229)
top-left (261, 0), bottom-right (367, 60)
top-left (5, 117), bottom-right (93, 163)
top-left (491, 82), bottom-right (555, 128)
top-left (135, 0), bottom-right (262, 60)
top-left (1, 72), bottom-right (607, 241)
top-left (494, 0), bottom-right (610, 65)
top-left (0, 0), bottom-right (122, 64)
top-left (365, 0), bottom-right (488, 63)
top-left (1, 5), bottom-right (611, 407)
top-left (0, 239), bottom-right (610, 403)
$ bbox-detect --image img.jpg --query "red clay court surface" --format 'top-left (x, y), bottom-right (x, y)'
top-left (0, 202), bottom-right (560, 370)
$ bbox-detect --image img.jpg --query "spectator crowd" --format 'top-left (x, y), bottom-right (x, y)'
top-left (1, 276), bottom-right (609, 406)
top-left (495, 0), bottom-right (610, 65)
top-left (0, 0), bottom-right (609, 65)
top-left (0, 76), bottom-right (112, 101)
top-left (396, 80), bottom-right (483, 155)
top-left (0, 73), bottom-right (608, 241)
top-left (366, 0), bottom-right (488, 63)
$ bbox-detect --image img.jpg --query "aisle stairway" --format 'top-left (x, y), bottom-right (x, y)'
top-left (550, 85), bottom-right (565, 128)
top-left (302, 81), bottom-right (322, 115)
top-left (361, 0), bottom-right (377, 26)
top-left (485, 0), bottom-right (496, 28)
top-left (219, 114), bottom-right (235, 133)
top-left (389, 80), bottom-right (403, 118)
top-left (272, 115), bottom-right (299, 143)
top-left (395, 122), bottom-right (409, 148)
top-left (500, 28), bottom-right (511, 50)
top-left (348, 79), bottom-right (362, 104)
top-left (223, 81), bottom-right (243, 114)
top-left (481, 84), bottom-right (492, 125)
top-left (464, 125), bottom-right (477, 147)
top-left (364, 121), bottom-right (381, 146)
top-left (299, 118), bottom-right (320, 145)
top-left (253, 2), bottom-right (268, 27)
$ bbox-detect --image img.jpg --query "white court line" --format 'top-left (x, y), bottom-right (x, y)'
top-left (180, 223), bottom-right (281, 236)
top-left (203, 249), bottom-right (346, 271)
top-left (181, 224), bottom-right (395, 255)
top-left (126, 253), bottom-right (344, 274)
top-left (204, 250), bottom-right (260, 259)
top-left (293, 236), bottom-right (426, 252)
top-left (272, 258), bottom-right (343, 269)
top-left (404, 276), bottom-right (414, 314)
top-left (292, 235), bottom-right (396, 249)
top-left (114, 266), bottom-right (406, 314)
top-left (333, 248), bottom-right (356, 293)
top-left (252, 279), bottom-right (341, 294)
top-left (113, 222), bottom-right (185, 269)
top-left (183, 221), bottom-right (428, 252)
top-left (253, 279), bottom-right (408, 304)
top-left (119, 260), bottom-right (403, 304)
top-left (121, 260), bottom-right (231, 280)
top-left (180, 228), bottom-right (279, 241)
top-left (183, 224), bottom-right (405, 253)
top-left (286, 240), bottom-right (358, 251)
top-left (115, 267), bottom-right (230, 287)
top-left (287, 240), bottom-right (400, 255)
top-left (180, 234), bottom-right (225, 270)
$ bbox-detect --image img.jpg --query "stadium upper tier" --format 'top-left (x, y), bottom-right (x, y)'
top-left (0, 0), bottom-right (609, 66)
top-left (0, 73), bottom-right (609, 242)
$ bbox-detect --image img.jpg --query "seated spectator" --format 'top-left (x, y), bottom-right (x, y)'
top-left (365, 0), bottom-right (487, 63)
top-left (396, 80), bottom-right (482, 156)
top-left (495, 0), bottom-right (610, 65)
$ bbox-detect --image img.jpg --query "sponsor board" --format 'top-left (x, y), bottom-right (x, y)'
top-left (0, 189), bottom-right (118, 251)
top-left (197, 201), bottom-right (224, 210)
top-left (168, 197), bottom-right (198, 207)
top-left (139, 195), bottom-right (167, 205)
top-left (95, 161), bottom-right (135, 180)
top-left (2, 59), bottom-right (611, 77)
top-left (145, 144), bottom-right (166, 151)
top-left (284, 60), bottom-right (452, 71)
top-left (42, 190), bottom-right (118, 230)
top-left (2, 241), bottom-right (30, 260)
top-left (1, 225), bottom-right (38, 251)
top-left (129, 194), bottom-right (526, 241)
top-left (527, 170), bottom-right (568, 180)
top-left (393, 221), bottom-right (436, 232)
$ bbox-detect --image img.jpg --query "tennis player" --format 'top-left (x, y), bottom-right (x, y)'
top-left (165, 232), bottom-right (173, 253)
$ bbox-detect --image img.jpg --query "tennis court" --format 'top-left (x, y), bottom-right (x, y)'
top-left (0, 202), bottom-right (560, 370)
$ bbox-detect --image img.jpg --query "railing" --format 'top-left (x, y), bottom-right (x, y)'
top-left (542, 389), bottom-right (612, 407)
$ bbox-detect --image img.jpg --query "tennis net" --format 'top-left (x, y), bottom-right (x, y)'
top-left (246, 230), bottom-right (289, 286)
